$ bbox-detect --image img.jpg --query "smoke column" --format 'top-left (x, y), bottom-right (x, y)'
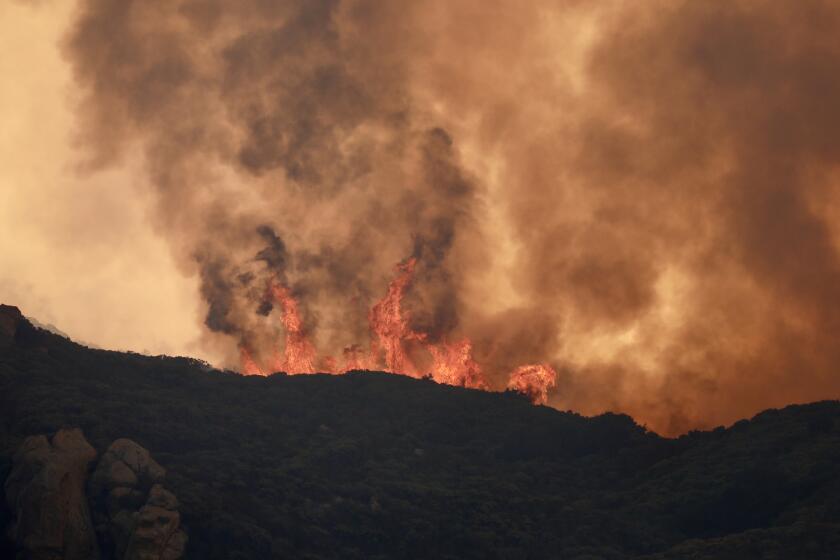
top-left (65, 0), bottom-right (840, 434)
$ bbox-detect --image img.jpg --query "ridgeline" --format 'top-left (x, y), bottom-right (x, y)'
top-left (2, 305), bottom-right (839, 559)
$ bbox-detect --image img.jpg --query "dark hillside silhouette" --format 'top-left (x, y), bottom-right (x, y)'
top-left (2, 305), bottom-right (839, 559)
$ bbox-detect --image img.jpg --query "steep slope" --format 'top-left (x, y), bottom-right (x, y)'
top-left (1, 305), bottom-right (839, 559)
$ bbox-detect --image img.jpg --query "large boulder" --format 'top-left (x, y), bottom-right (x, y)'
top-left (4, 428), bottom-right (99, 560)
top-left (90, 439), bottom-right (166, 499)
top-left (89, 440), bottom-right (186, 560)
top-left (123, 485), bottom-right (187, 560)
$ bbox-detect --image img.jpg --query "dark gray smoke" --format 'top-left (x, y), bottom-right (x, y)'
top-left (65, 0), bottom-right (481, 371)
top-left (65, 0), bottom-right (840, 434)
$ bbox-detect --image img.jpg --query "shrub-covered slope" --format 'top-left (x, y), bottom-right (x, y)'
top-left (1, 306), bottom-right (839, 559)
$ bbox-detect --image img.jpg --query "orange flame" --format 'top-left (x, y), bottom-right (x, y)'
top-left (269, 282), bottom-right (317, 374)
top-left (237, 260), bottom-right (555, 406)
top-left (368, 259), bottom-right (425, 377)
top-left (342, 344), bottom-right (374, 372)
top-left (239, 346), bottom-right (265, 376)
top-left (367, 260), bottom-right (488, 388)
top-left (506, 364), bottom-right (558, 405)
top-left (428, 339), bottom-right (486, 389)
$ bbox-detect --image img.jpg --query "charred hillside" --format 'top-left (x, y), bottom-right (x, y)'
top-left (1, 304), bottom-right (840, 559)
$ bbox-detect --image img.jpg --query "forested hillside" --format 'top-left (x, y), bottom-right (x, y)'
top-left (2, 305), bottom-right (839, 559)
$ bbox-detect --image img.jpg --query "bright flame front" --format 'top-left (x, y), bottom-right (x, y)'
top-left (238, 259), bottom-right (557, 405)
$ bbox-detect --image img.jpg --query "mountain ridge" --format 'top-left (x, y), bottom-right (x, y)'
top-left (2, 303), bottom-right (840, 558)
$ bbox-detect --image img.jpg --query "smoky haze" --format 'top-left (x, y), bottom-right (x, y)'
top-left (62, 0), bottom-right (840, 434)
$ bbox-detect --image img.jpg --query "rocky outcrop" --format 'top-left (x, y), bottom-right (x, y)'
top-left (4, 432), bottom-right (186, 560)
top-left (123, 485), bottom-right (187, 560)
top-left (0, 304), bottom-right (25, 348)
top-left (4, 428), bottom-right (99, 560)
top-left (89, 440), bottom-right (186, 560)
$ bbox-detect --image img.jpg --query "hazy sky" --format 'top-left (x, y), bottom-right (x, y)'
top-left (0, 1), bottom-right (207, 358)
top-left (4, 1), bottom-right (840, 435)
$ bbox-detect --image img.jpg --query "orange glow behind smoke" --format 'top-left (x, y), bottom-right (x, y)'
top-left (238, 261), bottom-right (555, 404)
top-left (239, 346), bottom-right (264, 376)
top-left (507, 364), bottom-right (558, 406)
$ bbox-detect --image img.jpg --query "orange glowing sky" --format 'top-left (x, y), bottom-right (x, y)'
top-left (0, 1), bottom-right (207, 359)
top-left (4, 1), bottom-right (840, 435)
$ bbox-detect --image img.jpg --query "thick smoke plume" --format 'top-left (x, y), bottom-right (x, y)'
top-left (65, 0), bottom-right (840, 434)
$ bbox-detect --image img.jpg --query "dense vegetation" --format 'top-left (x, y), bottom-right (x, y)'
top-left (2, 309), bottom-right (839, 559)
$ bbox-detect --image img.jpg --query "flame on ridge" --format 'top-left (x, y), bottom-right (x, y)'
top-left (506, 364), bottom-right (558, 405)
top-left (269, 282), bottom-right (317, 374)
top-left (368, 259), bottom-right (425, 377)
top-left (237, 259), bottom-right (556, 404)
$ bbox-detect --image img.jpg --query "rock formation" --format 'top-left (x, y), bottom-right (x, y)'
top-left (4, 431), bottom-right (186, 560)
top-left (123, 485), bottom-right (187, 560)
top-left (88, 439), bottom-right (187, 560)
top-left (4, 427), bottom-right (99, 560)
